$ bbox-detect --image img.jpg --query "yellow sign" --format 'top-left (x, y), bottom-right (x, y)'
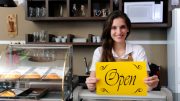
top-left (96, 62), bottom-right (148, 96)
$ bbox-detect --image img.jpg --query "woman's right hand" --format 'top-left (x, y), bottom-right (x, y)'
top-left (86, 76), bottom-right (99, 91)
top-left (85, 71), bottom-right (99, 91)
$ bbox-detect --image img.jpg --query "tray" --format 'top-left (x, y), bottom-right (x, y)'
top-left (29, 56), bottom-right (56, 62)
top-left (17, 88), bottom-right (48, 99)
top-left (0, 88), bottom-right (28, 98)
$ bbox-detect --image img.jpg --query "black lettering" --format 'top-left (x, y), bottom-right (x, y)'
top-left (104, 68), bottom-right (137, 91)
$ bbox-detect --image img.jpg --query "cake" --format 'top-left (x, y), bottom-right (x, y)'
top-left (23, 72), bottom-right (41, 79)
top-left (44, 73), bottom-right (61, 80)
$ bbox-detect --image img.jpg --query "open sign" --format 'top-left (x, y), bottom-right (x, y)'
top-left (96, 62), bottom-right (148, 96)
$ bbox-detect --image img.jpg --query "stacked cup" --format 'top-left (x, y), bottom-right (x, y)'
top-left (92, 35), bottom-right (101, 43)
top-left (55, 35), bottom-right (67, 43)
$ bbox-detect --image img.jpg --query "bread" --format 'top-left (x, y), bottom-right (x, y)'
top-left (0, 90), bottom-right (15, 97)
top-left (0, 72), bottom-right (21, 79)
top-left (44, 73), bottom-right (61, 80)
top-left (23, 72), bottom-right (41, 79)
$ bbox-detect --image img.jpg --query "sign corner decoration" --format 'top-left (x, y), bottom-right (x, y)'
top-left (96, 61), bottom-right (148, 96)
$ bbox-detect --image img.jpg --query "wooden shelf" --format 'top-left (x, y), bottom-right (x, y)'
top-left (26, 42), bottom-right (102, 46)
top-left (25, 0), bottom-right (171, 28)
top-left (132, 23), bottom-right (170, 28)
top-left (26, 17), bottom-right (107, 21)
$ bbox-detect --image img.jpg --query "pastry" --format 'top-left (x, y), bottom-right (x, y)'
top-left (23, 72), bottom-right (41, 79)
top-left (44, 73), bottom-right (61, 80)
top-left (0, 90), bottom-right (15, 97)
top-left (1, 72), bottom-right (21, 79)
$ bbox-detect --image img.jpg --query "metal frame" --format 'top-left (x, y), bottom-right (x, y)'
top-left (73, 86), bottom-right (173, 101)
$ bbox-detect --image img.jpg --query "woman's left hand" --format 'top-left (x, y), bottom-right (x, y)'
top-left (144, 75), bottom-right (159, 91)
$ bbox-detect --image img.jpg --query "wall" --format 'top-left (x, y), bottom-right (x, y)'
top-left (0, 6), bottom-right (167, 86)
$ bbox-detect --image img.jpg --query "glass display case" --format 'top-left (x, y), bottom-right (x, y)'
top-left (0, 44), bottom-right (73, 101)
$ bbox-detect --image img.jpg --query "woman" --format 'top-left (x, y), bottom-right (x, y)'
top-left (86, 10), bottom-right (159, 92)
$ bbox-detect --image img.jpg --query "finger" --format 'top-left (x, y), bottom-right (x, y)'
top-left (145, 79), bottom-right (159, 88)
top-left (145, 79), bottom-right (159, 84)
top-left (87, 84), bottom-right (95, 88)
top-left (144, 76), bottom-right (159, 81)
top-left (150, 75), bottom-right (158, 80)
top-left (86, 77), bottom-right (99, 83)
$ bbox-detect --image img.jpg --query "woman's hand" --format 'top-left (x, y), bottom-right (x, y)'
top-left (86, 76), bottom-right (99, 91)
top-left (85, 71), bottom-right (99, 91)
top-left (144, 75), bottom-right (159, 91)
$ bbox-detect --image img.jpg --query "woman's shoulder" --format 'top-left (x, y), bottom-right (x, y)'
top-left (94, 46), bottom-right (103, 53)
top-left (127, 43), bottom-right (145, 51)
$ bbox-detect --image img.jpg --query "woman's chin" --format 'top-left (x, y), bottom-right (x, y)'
top-left (114, 40), bottom-right (125, 44)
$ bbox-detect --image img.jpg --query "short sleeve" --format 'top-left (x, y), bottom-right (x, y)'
top-left (134, 45), bottom-right (150, 71)
top-left (89, 47), bottom-right (102, 71)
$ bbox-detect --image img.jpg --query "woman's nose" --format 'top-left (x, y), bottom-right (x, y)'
top-left (116, 27), bottom-right (122, 33)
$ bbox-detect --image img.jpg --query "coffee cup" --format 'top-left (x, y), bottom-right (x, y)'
top-left (93, 9), bottom-right (101, 17)
top-left (96, 36), bottom-right (101, 43)
top-left (55, 38), bottom-right (60, 43)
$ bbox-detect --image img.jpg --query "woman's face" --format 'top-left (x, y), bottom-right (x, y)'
top-left (110, 17), bottom-right (129, 44)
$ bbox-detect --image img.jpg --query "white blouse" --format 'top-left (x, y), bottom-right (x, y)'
top-left (89, 43), bottom-right (150, 71)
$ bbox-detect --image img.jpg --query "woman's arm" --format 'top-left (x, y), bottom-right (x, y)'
top-left (135, 45), bottom-right (159, 91)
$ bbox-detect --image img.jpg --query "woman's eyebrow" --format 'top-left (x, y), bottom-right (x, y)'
top-left (111, 25), bottom-right (127, 28)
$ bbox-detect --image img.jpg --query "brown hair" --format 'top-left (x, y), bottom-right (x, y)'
top-left (101, 10), bottom-right (131, 62)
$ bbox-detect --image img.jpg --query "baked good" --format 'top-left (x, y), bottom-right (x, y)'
top-left (0, 90), bottom-right (15, 97)
top-left (0, 72), bottom-right (21, 79)
top-left (44, 73), bottom-right (61, 80)
top-left (23, 72), bottom-right (41, 79)
top-left (0, 74), bottom-right (2, 79)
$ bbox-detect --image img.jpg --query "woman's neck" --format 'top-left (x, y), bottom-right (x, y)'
top-left (113, 42), bottom-right (126, 57)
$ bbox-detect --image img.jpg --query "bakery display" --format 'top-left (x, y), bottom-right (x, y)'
top-left (0, 44), bottom-right (72, 100)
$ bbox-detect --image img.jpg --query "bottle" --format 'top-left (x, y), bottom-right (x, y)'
top-left (72, 4), bottom-right (78, 16)
top-left (60, 5), bottom-right (63, 17)
top-left (81, 5), bottom-right (86, 16)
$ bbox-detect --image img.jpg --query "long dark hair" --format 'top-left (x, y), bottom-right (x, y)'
top-left (101, 10), bottom-right (131, 62)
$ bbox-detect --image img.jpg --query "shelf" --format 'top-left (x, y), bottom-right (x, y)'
top-left (132, 23), bottom-right (170, 28)
top-left (0, 92), bottom-right (65, 101)
top-left (26, 17), bottom-right (107, 21)
top-left (26, 42), bottom-right (101, 46)
top-left (25, 0), bottom-right (171, 28)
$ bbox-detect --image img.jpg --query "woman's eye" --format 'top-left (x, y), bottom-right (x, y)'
top-left (111, 26), bottom-right (117, 29)
top-left (120, 25), bottom-right (126, 29)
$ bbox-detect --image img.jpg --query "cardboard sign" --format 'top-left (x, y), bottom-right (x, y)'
top-left (96, 61), bottom-right (148, 96)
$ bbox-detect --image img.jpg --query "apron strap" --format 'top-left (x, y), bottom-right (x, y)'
top-left (115, 53), bottom-right (133, 61)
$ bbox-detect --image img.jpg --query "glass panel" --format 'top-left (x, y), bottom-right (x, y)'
top-left (0, 44), bottom-right (72, 100)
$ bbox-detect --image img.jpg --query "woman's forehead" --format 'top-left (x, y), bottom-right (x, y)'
top-left (112, 17), bottom-right (126, 26)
